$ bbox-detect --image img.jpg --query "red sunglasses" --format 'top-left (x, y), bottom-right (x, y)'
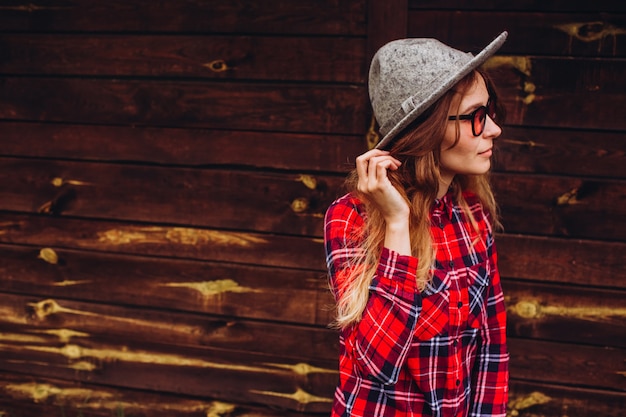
top-left (448, 99), bottom-right (497, 137)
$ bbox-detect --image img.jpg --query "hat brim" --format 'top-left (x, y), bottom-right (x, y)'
top-left (375, 31), bottom-right (508, 149)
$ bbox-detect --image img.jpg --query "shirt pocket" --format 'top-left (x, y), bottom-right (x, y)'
top-left (467, 260), bottom-right (491, 329)
top-left (414, 269), bottom-right (449, 341)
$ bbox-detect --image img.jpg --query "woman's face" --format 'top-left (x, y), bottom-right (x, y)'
top-left (439, 75), bottom-right (501, 183)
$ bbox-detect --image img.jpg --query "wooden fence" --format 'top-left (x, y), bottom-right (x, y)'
top-left (0, 1), bottom-right (624, 416)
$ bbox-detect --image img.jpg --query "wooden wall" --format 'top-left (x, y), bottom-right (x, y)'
top-left (0, 1), bottom-right (624, 416)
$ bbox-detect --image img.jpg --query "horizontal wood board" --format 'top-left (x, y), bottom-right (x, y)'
top-left (1, 0), bottom-right (625, 415)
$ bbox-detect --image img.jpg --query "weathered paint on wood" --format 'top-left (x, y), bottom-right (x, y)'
top-left (485, 56), bottom-right (626, 130)
top-left (0, 372), bottom-right (312, 417)
top-left (0, 0), bottom-right (367, 35)
top-left (0, 213), bottom-right (327, 271)
top-left (2, 371), bottom-right (624, 417)
top-left (408, 10), bottom-right (626, 57)
top-left (0, 157), bottom-right (343, 236)
top-left (1, 213), bottom-right (624, 287)
top-left (1, 157), bottom-right (625, 240)
top-left (508, 380), bottom-right (626, 417)
top-left (491, 174), bottom-right (626, 240)
top-left (1, 0), bottom-right (624, 415)
top-left (0, 292), bottom-right (337, 359)
top-left (0, 331), bottom-right (337, 413)
top-left (505, 280), bottom-right (626, 348)
top-left (0, 245), bottom-right (333, 326)
top-left (1, 244), bottom-right (624, 352)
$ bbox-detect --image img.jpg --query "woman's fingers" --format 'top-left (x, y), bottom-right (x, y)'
top-left (355, 149), bottom-right (389, 181)
top-left (355, 150), bottom-right (402, 196)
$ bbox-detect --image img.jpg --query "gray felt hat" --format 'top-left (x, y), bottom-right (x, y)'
top-left (369, 31), bottom-right (508, 149)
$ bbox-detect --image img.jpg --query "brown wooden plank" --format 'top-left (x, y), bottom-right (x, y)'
top-left (0, 157), bottom-right (344, 236)
top-left (0, 330), bottom-right (337, 413)
top-left (0, 245), bottom-right (333, 326)
top-left (408, 0), bottom-right (626, 12)
top-left (0, 78), bottom-right (368, 135)
top-left (497, 234), bottom-right (625, 288)
top-left (0, 371), bottom-right (314, 417)
top-left (3, 56), bottom-right (625, 132)
top-left (3, 372), bottom-right (625, 417)
top-left (1, 217), bottom-right (623, 290)
top-left (0, 291), bottom-right (336, 358)
top-left (485, 56), bottom-right (626, 130)
top-left (3, 121), bottom-right (624, 179)
top-left (508, 380), bottom-right (626, 417)
top-left (1, 157), bottom-right (624, 240)
top-left (0, 213), bottom-right (328, 271)
top-left (1, 122), bottom-right (366, 172)
top-left (494, 126), bottom-right (626, 179)
top-left (492, 174), bottom-right (626, 241)
top-left (367, 0), bottom-right (408, 60)
top-left (1, 309), bottom-right (624, 410)
top-left (3, 243), bottom-right (624, 348)
top-left (509, 337), bottom-right (625, 391)
top-left (408, 10), bottom-right (626, 57)
top-left (0, 0), bottom-right (367, 35)
top-left (504, 280), bottom-right (626, 348)
top-left (0, 34), bottom-right (366, 83)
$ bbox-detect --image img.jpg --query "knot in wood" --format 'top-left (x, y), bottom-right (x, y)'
top-left (207, 59), bottom-right (229, 72)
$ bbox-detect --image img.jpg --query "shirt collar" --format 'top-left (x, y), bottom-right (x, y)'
top-left (433, 188), bottom-right (456, 219)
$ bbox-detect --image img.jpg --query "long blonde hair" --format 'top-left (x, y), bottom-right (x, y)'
top-left (333, 70), bottom-right (502, 329)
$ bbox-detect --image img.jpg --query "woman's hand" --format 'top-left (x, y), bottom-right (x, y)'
top-left (356, 149), bottom-right (409, 225)
top-left (355, 149), bottom-right (412, 256)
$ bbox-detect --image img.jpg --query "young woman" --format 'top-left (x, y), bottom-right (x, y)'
top-left (324, 32), bottom-right (510, 417)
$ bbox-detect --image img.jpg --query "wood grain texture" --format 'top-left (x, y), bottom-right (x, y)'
top-left (491, 174), bottom-right (626, 241)
top-left (409, 0), bottom-right (626, 13)
top-left (2, 213), bottom-right (624, 288)
top-left (0, 78), bottom-right (368, 135)
top-left (508, 380), bottom-right (626, 417)
top-left (1, 122), bottom-right (366, 172)
top-left (1, 157), bottom-right (624, 240)
top-left (0, 291), bottom-right (336, 358)
top-left (0, 34), bottom-right (366, 82)
top-left (1, 243), bottom-right (623, 349)
top-left (0, 0), bottom-right (367, 35)
top-left (494, 127), bottom-right (626, 178)
top-left (408, 10), bottom-right (626, 57)
top-left (497, 234), bottom-right (625, 288)
top-left (0, 371), bottom-right (314, 417)
top-left (0, 245), bottom-right (333, 326)
top-left (505, 280), bottom-right (626, 348)
top-left (3, 121), bottom-right (624, 178)
top-left (0, 213), bottom-right (327, 271)
top-left (0, 329), bottom-right (337, 413)
top-left (2, 371), bottom-right (624, 417)
top-left (509, 338), bottom-right (626, 391)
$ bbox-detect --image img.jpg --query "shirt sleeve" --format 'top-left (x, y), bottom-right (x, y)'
top-left (469, 231), bottom-right (509, 416)
top-left (324, 196), bottom-right (421, 385)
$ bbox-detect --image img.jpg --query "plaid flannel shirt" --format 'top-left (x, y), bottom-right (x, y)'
top-left (324, 191), bottom-right (508, 417)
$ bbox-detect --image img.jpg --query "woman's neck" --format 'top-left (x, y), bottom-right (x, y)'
top-left (437, 174), bottom-right (454, 199)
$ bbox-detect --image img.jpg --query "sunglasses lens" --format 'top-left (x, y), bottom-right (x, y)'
top-left (488, 100), bottom-right (497, 120)
top-left (473, 106), bottom-right (487, 136)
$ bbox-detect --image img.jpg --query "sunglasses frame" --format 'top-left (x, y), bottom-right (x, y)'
top-left (448, 98), bottom-right (497, 137)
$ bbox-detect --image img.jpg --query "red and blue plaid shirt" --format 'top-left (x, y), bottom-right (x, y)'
top-left (324, 190), bottom-right (509, 417)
